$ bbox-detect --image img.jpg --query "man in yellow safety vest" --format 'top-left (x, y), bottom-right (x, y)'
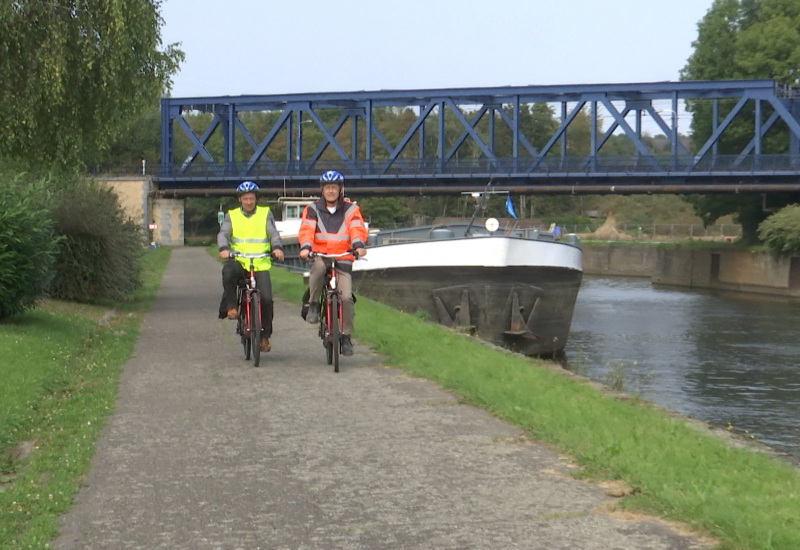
top-left (217, 181), bottom-right (284, 352)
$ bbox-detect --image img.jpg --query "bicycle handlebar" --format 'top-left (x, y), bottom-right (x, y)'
top-left (228, 251), bottom-right (271, 259)
top-left (308, 251), bottom-right (354, 259)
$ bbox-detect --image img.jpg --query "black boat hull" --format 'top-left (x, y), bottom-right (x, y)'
top-left (352, 265), bottom-right (582, 357)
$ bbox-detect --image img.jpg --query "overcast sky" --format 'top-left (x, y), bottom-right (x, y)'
top-left (160, 0), bottom-right (713, 99)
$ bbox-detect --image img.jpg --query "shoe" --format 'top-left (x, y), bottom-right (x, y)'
top-left (260, 337), bottom-right (271, 352)
top-left (306, 304), bottom-right (320, 324)
top-left (341, 335), bottom-right (353, 356)
top-left (227, 308), bottom-right (238, 320)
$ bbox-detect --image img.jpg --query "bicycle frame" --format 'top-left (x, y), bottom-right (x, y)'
top-left (230, 251), bottom-right (269, 366)
top-left (238, 262), bottom-right (261, 329)
top-left (323, 261), bottom-right (343, 342)
top-left (309, 251), bottom-right (351, 372)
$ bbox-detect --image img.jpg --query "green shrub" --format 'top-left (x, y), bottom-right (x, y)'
top-left (757, 204), bottom-right (800, 254)
top-left (48, 178), bottom-right (143, 303)
top-left (0, 172), bottom-right (61, 318)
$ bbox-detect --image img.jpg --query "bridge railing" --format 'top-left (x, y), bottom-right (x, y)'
top-left (151, 153), bottom-right (800, 180)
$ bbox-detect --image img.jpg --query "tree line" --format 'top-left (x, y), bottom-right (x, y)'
top-left (0, 0), bottom-right (183, 318)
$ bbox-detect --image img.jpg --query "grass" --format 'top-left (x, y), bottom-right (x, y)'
top-left (267, 264), bottom-right (800, 550)
top-left (0, 246), bottom-right (171, 548)
top-left (2, 246), bottom-right (799, 549)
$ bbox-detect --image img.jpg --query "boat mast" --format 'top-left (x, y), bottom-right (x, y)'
top-left (464, 180), bottom-right (494, 236)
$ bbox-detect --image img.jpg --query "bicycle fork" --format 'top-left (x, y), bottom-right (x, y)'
top-left (327, 269), bottom-right (336, 338)
top-left (244, 270), bottom-right (262, 336)
top-left (244, 292), bottom-right (263, 336)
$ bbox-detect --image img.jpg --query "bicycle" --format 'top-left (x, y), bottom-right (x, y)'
top-left (308, 251), bottom-right (355, 373)
top-left (229, 251), bottom-right (270, 367)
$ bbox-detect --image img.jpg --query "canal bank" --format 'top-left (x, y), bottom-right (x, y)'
top-left (568, 276), bottom-right (800, 463)
top-left (581, 244), bottom-right (800, 299)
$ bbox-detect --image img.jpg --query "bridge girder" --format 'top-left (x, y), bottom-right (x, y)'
top-left (157, 80), bottom-right (800, 197)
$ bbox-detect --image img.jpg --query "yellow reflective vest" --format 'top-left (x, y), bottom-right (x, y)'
top-left (229, 206), bottom-right (272, 271)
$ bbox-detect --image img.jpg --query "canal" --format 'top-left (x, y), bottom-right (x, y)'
top-left (565, 276), bottom-right (800, 461)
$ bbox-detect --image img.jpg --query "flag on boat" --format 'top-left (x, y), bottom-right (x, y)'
top-left (505, 195), bottom-right (517, 219)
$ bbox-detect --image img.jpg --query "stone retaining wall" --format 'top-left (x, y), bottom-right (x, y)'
top-left (581, 244), bottom-right (800, 298)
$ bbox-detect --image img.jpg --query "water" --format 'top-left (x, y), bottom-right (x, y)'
top-left (566, 276), bottom-right (800, 460)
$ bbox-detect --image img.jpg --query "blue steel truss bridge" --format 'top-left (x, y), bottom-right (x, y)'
top-left (157, 79), bottom-right (800, 197)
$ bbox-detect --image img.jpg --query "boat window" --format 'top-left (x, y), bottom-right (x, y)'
top-left (285, 205), bottom-right (300, 219)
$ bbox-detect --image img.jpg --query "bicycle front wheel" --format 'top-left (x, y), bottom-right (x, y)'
top-left (250, 291), bottom-right (262, 367)
top-left (239, 297), bottom-right (251, 361)
top-left (330, 292), bottom-right (340, 373)
top-left (323, 297), bottom-right (333, 365)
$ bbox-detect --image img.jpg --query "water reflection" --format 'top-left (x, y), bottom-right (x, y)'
top-left (566, 276), bottom-right (800, 458)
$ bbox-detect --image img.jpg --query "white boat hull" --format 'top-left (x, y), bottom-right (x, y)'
top-left (353, 235), bottom-right (582, 271)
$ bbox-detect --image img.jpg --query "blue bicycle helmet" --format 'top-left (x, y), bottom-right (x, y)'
top-left (236, 180), bottom-right (259, 196)
top-left (319, 170), bottom-right (345, 185)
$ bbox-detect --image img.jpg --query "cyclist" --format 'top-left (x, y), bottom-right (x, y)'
top-left (217, 181), bottom-right (284, 352)
top-left (298, 170), bottom-right (367, 356)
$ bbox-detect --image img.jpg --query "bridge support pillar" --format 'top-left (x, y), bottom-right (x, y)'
top-left (150, 197), bottom-right (185, 246)
top-left (96, 176), bottom-right (184, 246)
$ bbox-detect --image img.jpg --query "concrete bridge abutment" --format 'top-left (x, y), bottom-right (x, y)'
top-left (96, 176), bottom-right (185, 246)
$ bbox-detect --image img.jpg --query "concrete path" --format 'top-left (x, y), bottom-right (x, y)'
top-left (53, 247), bottom-right (711, 549)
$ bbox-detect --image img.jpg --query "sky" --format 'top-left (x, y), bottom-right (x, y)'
top-left (160, 0), bottom-right (714, 97)
top-left (160, 0), bottom-right (715, 130)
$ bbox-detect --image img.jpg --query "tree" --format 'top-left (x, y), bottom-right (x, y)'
top-left (354, 196), bottom-right (413, 228)
top-left (758, 203), bottom-right (800, 253)
top-left (185, 197), bottom-right (227, 239)
top-left (88, 109), bottom-right (162, 171)
top-left (49, 177), bottom-right (143, 303)
top-left (494, 102), bottom-right (560, 157)
top-left (680, 0), bottom-right (800, 241)
top-left (0, 0), bottom-right (183, 169)
top-left (0, 169), bottom-right (60, 318)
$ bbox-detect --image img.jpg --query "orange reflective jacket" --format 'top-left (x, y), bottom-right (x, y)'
top-left (298, 198), bottom-right (367, 267)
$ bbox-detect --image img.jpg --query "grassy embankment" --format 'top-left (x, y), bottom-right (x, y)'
top-left (2, 246), bottom-right (799, 549)
top-left (271, 265), bottom-right (800, 550)
top-left (0, 246), bottom-right (172, 548)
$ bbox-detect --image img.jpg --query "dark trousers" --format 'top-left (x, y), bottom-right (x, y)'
top-left (220, 260), bottom-right (274, 337)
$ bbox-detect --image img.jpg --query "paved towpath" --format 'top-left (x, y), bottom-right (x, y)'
top-left (53, 247), bottom-right (711, 549)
